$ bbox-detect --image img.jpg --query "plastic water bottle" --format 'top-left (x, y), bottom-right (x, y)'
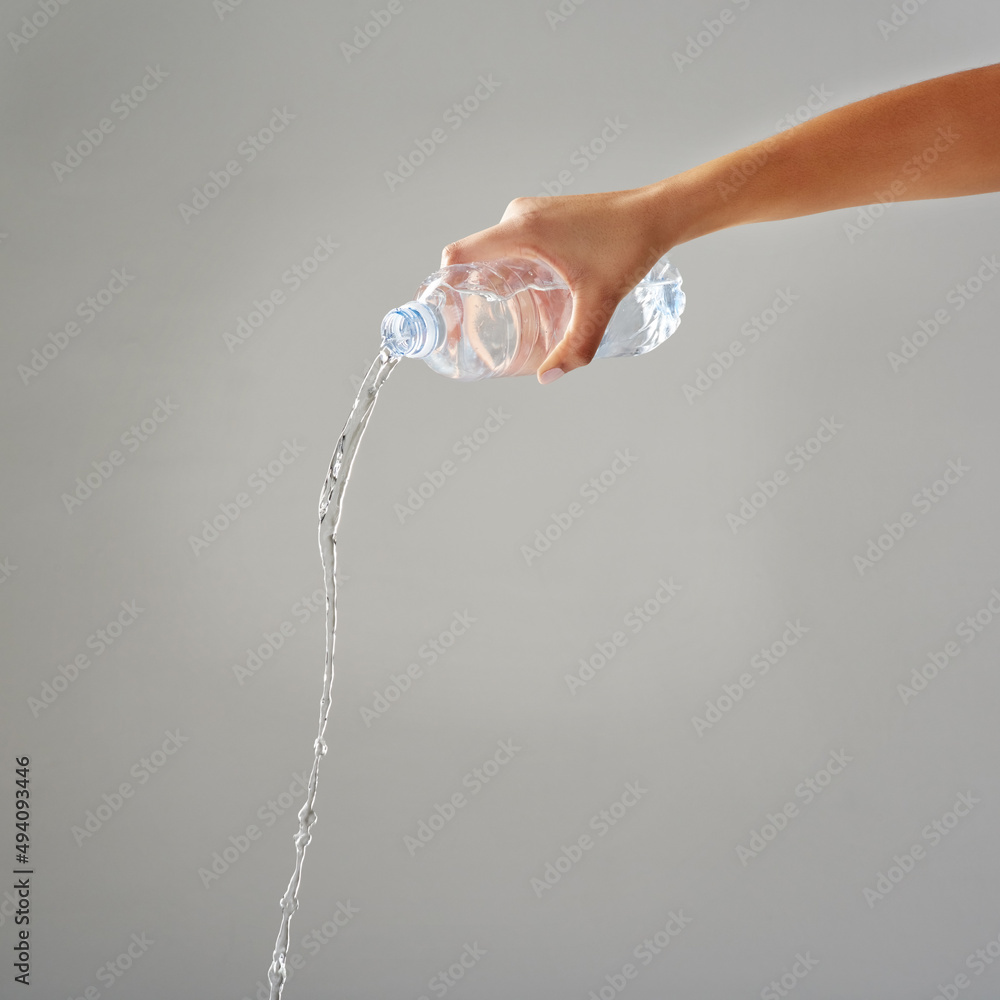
top-left (380, 255), bottom-right (685, 381)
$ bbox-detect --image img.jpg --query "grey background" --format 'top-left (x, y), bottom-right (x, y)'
top-left (2, 0), bottom-right (1000, 997)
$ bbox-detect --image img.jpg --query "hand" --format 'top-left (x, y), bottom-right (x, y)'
top-left (440, 187), bottom-right (671, 384)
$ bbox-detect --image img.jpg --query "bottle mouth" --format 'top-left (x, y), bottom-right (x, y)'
top-left (381, 301), bottom-right (441, 359)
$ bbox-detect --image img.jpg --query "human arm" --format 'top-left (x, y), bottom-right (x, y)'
top-left (440, 62), bottom-right (1000, 384)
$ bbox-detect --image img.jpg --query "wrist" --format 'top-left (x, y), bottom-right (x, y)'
top-left (638, 137), bottom-right (785, 253)
top-left (638, 151), bottom-right (765, 251)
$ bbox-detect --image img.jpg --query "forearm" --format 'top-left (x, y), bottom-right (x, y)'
top-left (649, 63), bottom-right (1000, 248)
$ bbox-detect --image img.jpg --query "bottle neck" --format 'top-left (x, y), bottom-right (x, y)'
top-left (381, 300), bottom-right (443, 359)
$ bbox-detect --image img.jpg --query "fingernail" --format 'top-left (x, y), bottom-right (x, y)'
top-left (539, 367), bottom-right (564, 385)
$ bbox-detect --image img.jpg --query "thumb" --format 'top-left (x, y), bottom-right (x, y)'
top-left (440, 221), bottom-right (528, 269)
top-left (537, 289), bottom-right (621, 385)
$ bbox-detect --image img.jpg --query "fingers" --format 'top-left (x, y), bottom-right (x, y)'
top-left (536, 288), bottom-right (622, 385)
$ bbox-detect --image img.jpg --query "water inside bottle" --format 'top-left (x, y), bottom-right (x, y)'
top-left (264, 346), bottom-right (398, 999)
top-left (422, 275), bottom-right (573, 379)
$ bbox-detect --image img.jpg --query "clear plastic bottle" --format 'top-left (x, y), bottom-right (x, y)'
top-left (380, 255), bottom-right (685, 381)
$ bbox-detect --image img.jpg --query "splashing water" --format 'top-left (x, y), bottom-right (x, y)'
top-left (266, 345), bottom-right (399, 999)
